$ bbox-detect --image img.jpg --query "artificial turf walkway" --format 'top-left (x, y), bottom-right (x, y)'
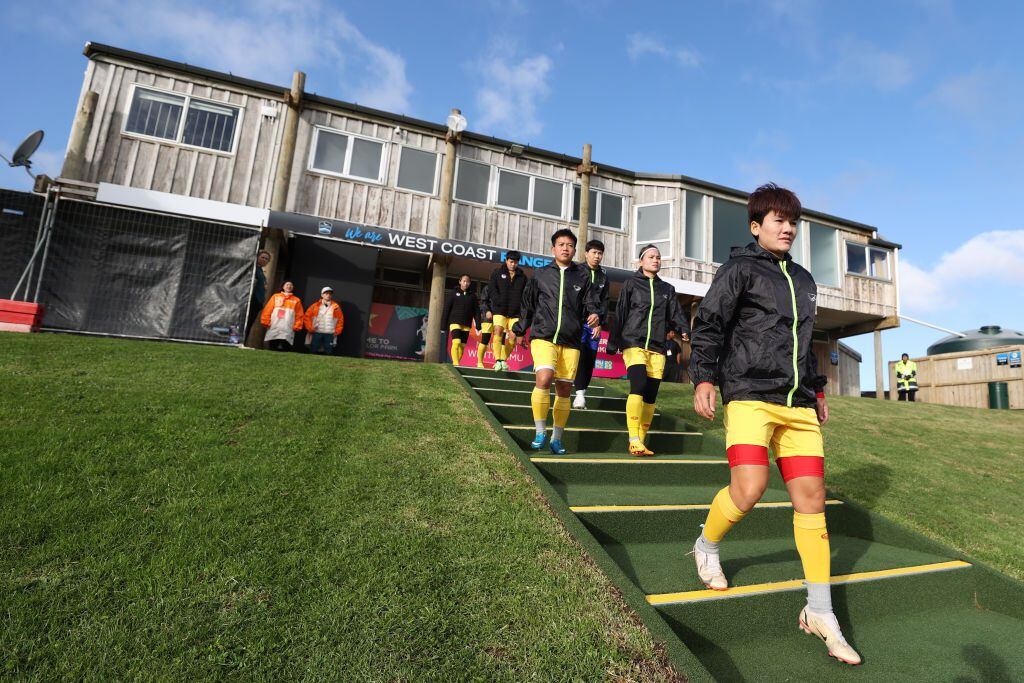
top-left (455, 365), bottom-right (1024, 681)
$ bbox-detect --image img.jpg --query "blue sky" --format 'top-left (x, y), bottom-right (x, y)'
top-left (2, 0), bottom-right (1022, 390)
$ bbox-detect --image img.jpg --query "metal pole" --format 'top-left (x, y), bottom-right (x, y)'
top-left (898, 314), bottom-right (967, 338)
top-left (576, 143), bottom-right (594, 259)
top-left (62, 91), bottom-right (99, 180)
top-left (11, 188), bottom-right (55, 300)
top-left (424, 108), bottom-right (460, 364)
top-left (874, 329), bottom-right (885, 400)
top-left (33, 193), bottom-right (60, 303)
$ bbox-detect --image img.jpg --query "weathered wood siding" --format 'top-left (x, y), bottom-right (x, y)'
top-left (889, 345), bottom-right (1024, 408)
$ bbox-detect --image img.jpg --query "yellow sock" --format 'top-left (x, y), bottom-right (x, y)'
top-left (552, 396), bottom-right (571, 428)
top-left (793, 512), bottom-right (831, 584)
top-left (504, 337), bottom-right (515, 361)
top-left (493, 335), bottom-right (505, 361)
top-left (531, 387), bottom-right (550, 423)
top-left (451, 339), bottom-right (464, 364)
top-left (476, 349), bottom-right (484, 368)
top-left (640, 402), bottom-right (656, 443)
top-left (702, 487), bottom-right (747, 542)
top-left (626, 394), bottom-right (644, 440)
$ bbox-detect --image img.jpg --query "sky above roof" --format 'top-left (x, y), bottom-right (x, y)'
top-left (2, 0), bottom-right (1022, 389)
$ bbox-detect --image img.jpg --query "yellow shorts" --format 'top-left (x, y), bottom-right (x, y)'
top-left (724, 400), bottom-right (824, 458)
top-left (448, 323), bottom-right (470, 333)
top-left (530, 339), bottom-right (580, 383)
top-left (623, 347), bottom-right (667, 379)
top-left (479, 322), bottom-right (493, 334)
top-left (492, 315), bottom-right (519, 330)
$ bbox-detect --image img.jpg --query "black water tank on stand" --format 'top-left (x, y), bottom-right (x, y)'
top-left (927, 325), bottom-right (1024, 355)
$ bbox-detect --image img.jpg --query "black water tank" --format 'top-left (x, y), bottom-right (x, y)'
top-left (927, 325), bottom-right (1024, 356)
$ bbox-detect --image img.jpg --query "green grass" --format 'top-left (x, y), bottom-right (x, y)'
top-left (0, 333), bottom-right (676, 681)
top-left (605, 377), bottom-right (1024, 581)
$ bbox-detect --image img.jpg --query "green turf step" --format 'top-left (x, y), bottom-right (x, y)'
top-left (459, 367), bottom-right (606, 388)
top-left (655, 567), bottom-right (1024, 681)
top-left (507, 425), bottom-right (701, 454)
top-left (487, 403), bottom-right (701, 432)
top-left (473, 387), bottom-right (625, 410)
top-left (465, 375), bottom-right (607, 393)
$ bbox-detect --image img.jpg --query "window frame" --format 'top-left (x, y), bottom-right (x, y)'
top-left (682, 189), bottom-right (706, 262)
top-left (307, 125), bottom-right (390, 185)
top-left (494, 167), bottom-right (567, 219)
top-left (632, 200), bottom-right (674, 259)
top-left (709, 196), bottom-right (752, 265)
top-left (570, 184), bottom-right (628, 232)
top-left (845, 241), bottom-right (892, 281)
top-left (806, 221), bottom-right (842, 290)
top-left (121, 83), bottom-right (243, 156)
top-left (453, 157), bottom-right (493, 207)
top-left (395, 145), bottom-right (441, 196)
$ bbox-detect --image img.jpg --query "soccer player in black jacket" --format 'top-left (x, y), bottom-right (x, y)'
top-left (511, 229), bottom-right (602, 455)
top-left (441, 274), bottom-right (478, 366)
top-left (487, 252), bottom-right (528, 371)
top-left (572, 240), bottom-right (610, 409)
top-left (475, 283), bottom-right (494, 369)
top-left (689, 183), bottom-right (860, 665)
top-left (606, 244), bottom-right (689, 456)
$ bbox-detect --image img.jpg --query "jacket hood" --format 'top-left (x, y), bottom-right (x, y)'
top-left (730, 241), bottom-right (793, 263)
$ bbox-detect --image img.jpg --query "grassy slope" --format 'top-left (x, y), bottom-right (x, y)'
top-left (614, 378), bottom-right (1024, 580)
top-left (0, 334), bottom-right (674, 681)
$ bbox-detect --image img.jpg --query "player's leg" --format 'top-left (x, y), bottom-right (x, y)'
top-left (573, 340), bottom-right (598, 408)
top-left (623, 349), bottom-right (653, 456)
top-left (529, 340), bottom-right (556, 449)
top-left (549, 345), bottom-right (580, 455)
top-left (477, 322), bottom-right (493, 368)
top-left (502, 317), bottom-right (520, 368)
top-left (777, 409), bottom-right (861, 665)
top-left (449, 325), bottom-right (467, 365)
top-left (639, 351), bottom-right (665, 449)
top-left (491, 316), bottom-right (507, 370)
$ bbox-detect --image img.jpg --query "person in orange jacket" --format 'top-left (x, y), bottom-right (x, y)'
top-left (304, 286), bottom-right (345, 355)
top-left (261, 281), bottom-right (304, 351)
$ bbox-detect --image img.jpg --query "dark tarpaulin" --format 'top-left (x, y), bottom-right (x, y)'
top-left (0, 190), bottom-right (46, 298)
top-left (39, 198), bottom-right (259, 343)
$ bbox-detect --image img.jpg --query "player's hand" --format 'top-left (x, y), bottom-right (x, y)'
top-left (591, 325), bottom-right (601, 340)
top-left (694, 382), bottom-right (717, 420)
top-left (680, 332), bottom-right (690, 342)
top-left (586, 313), bottom-right (600, 327)
top-left (486, 312), bottom-right (492, 320)
top-left (816, 396), bottom-right (829, 426)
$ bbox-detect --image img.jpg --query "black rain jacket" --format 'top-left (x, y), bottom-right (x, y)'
top-left (585, 265), bottom-right (610, 321)
top-left (487, 265), bottom-right (528, 317)
top-left (477, 284), bottom-right (492, 321)
top-left (512, 262), bottom-right (603, 349)
top-left (442, 287), bottom-right (478, 329)
top-left (690, 242), bottom-right (826, 408)
top-left (608, 269), bottom-right (689, 355)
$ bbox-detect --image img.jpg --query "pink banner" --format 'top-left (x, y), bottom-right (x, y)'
top-left (447, 325), bottom-right (626, 378)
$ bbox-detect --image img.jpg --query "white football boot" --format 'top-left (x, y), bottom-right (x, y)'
top-left (799, 607), bottom-right (862, 665)
top-left (572, 391), bottom-right (586, 409)
top-left (692, 539), bottom-right (728, 591)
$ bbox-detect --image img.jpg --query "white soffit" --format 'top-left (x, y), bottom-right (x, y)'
top-left (662, 275), bottom-right (710, 297)
top-left (96, 183), bottom-right (269, 227)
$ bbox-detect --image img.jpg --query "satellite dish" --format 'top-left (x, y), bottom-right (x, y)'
top-left (2, 130), bottom-right (44, 178)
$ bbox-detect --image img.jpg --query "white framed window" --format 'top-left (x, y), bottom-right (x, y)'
top-left (396, 146), bottom-right (439, 195)
top-left (711, 197), bottom-right (750, 264)
top-left (571, 185), bottom-right (626, 231)
top-left (683, 191), bottom-right (705, 260)
top-left (308, 126), bottom-right (388, 184)
top-left (634, 201), bottom-right (673, 258)
top-left (454, 158), bottom-right (492, 205)
top-left (846, 242), bottom-right (891, 280)
top-left (495, 169), bottom-right (566, 218)
top-left (808, 222), bottom-right (840, 287)
top-left (123, 84), bottom-right (242, 154)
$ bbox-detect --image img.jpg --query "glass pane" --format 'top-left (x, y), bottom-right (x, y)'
top-left (126, 88), bottom-right (184, 140)
top-left (396, 147), bottom-right (437, 193)
top-left (600, 193), bottom-right (622, 229)
top-left (349, 138), bottom-right (384, 180)
top-left (869, 248), bottom-right (889, 279)
top-left (637, 203), bottom-right (671, 243)
top-left (846, 242), bottom-right (868, 275)
top-left (809, 223), bottom-right (839, 287)
top-left (312, 130), bottom-right (348, 173)
top-left (455, 159), bottom-right (490, 203)
top-left (571, 186), bottom-right (598, 224)
top-left (497, 170), bottom-right (529, 210)
top-left (533, 178), bottom-right (563, 217)
top-left (712, 198), bottom-right (749, 263)
top-left (182, 99), bottom-right (238, 152)
top-left (684, 192), bottom-right (704, 260)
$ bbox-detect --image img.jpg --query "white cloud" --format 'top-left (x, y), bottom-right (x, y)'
top-left (474, 48), bottom-right (553, 139)
top-left (626, 33), bottom-right (700, 68)
top-left (38, 0), bottom-right (412, 112)
top-left (899, 231), bottom-right (1024, 313)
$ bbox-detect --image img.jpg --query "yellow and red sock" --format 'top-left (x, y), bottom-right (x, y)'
top-left (793, 511), bottom-right (830, 584)
top-left (702, 487), bottom-right (748, 542)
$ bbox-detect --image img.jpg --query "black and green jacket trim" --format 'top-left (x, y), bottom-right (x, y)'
top-left (512, 262), bottom-right (603, 349)
top-left (608, 269), bottom-right (689, 355)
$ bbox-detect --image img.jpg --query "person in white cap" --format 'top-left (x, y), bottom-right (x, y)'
top-left (304, 286), bottom-right (345, 355)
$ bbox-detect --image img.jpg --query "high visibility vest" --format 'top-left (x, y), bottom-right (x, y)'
top-left (895, 360), bottom-right (918, 390)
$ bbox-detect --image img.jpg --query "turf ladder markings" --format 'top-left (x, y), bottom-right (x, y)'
top-left (570, 500), bottom-right (844, 513)
top-left (531, 457), bottom-right (726, 465)
top-left (485, 402), bottom-right (659, 416)
top-left (475, 388), bottom-right (618, 399)
top-left (646, 560), bottom-right (973, 606)
top-left (468, 376), bottom-right (605, 388)
top-left (507, 425), bottom-right (700, 435)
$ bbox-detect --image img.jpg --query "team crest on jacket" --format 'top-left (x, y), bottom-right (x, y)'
top-left (501, 274), bottom-right (507, 279)
top-left (808, 294), bottom-right (816, 301)
top-left (573, 284), bottom-right (582, 291)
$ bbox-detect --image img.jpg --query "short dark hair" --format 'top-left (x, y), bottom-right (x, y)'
top-left (506, 250), bottom-right (521, 261)
top-left (585, 239), bottom-right (605, 253)
top-left (551, 228), bottom-right (577, 246)
top-left (638, 243), bottom-right (661, 259)
top-left (901, 352), bottom-right (909, 358)
top-left (748, 183), bottom-right (802, 225)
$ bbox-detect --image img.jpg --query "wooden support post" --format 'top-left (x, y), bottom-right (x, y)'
top-left (874, 329), bottom-right (885, 399)
top-left (576, 143), bottom-right (595, 260)
top-left (61, 91), bottom-right (99, 181)
top-left (424, 108), bottom-right (461, 364)
top-left (247, 70), bottom-right (305, 349)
